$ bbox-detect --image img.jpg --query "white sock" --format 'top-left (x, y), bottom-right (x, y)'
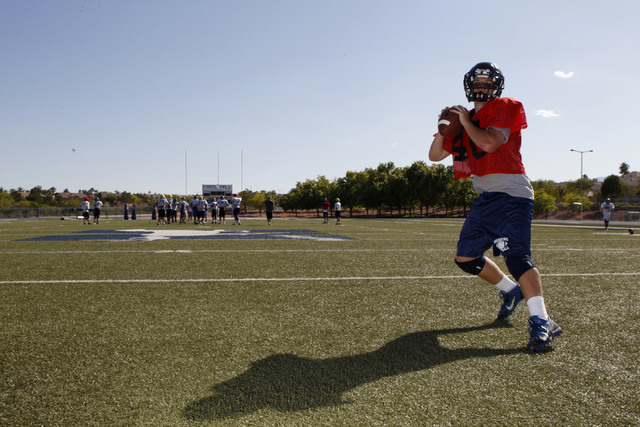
top-left (495, 275), bottom-right (517, 293)
top-left (527, 296), bottom-right (549, 320)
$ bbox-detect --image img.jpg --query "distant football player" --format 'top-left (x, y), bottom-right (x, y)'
top-left (600, 198), bottom-right (615, 230)
top-left (334, 198), bottom-right (342, 225)
top-left (322, 198), bottom-right (330, 223)
top-left (178, 197), bottom-right (187, 223)
top-left (217, 196), bottom-right (229, 224)
top-left (209, 198), bottom-right (218, 224)
top-left (428, 62), bottom-right (562, 352)
top-left (229, 193), bottom-right (242, 225)
top-left (93, 197), bottom-right (103, 224)
top-left (170, 195), bottom-right (178, 223)
top-left (81, 197), bottom-right (91, 224)
top-left (154, 194), bottom-right (168, 225)
top-left (196, 196), bottom-right (208, 224)
top-left (189, 195), bottom-right (199, 223)
top-left (265, 196), bottom-right (275, 225)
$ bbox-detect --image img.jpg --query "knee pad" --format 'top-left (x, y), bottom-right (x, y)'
top-left (504, 255), bottom-right (536, 281)
top-left (455, 256), bottom-right (486, 275)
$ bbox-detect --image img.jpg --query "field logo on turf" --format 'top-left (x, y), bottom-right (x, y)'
top-left (17, 229), bottom-right (355, 242)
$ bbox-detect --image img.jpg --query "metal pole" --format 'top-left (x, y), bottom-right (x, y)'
top-left (185, 149), bottom-right (188, 196)
top-left (570, 149), bottom-right (593, 220)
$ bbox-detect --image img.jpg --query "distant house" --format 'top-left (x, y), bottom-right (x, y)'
top-left (621, 171), bottom-right (640, 188)
top-left (55, 192), bottom-right (88, 201)
top-left (591, 171), bottom-right (639, 196)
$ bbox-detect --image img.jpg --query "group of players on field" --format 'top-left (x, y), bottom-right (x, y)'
top-left (153, 194), bottom-right (242, 226)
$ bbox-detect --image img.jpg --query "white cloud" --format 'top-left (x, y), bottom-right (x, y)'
top-left (554, 71), bottom-right (574, 78)
top-left (536, 109), bottom-right (560, 118)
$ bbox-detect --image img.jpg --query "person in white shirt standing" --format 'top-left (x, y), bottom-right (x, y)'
top-left (229, 193), bottom-right (243, 225)
top-left (334, 198), bottom-right (342, 225)
top-left (601, 198), bottom-right (615, 230)
top-left (179, 197), bottom-right (188, 223)
top-left (81, 197), bottom-right (91, 224)
top-left (93, 197), bottom-right (104, 224)
top-left (217, 196), bottom-right (229, 224)
top-left (196, 196), bottom-right (208, 224)
top-left (155, 195), bottom-right (169, 225)
top-left (166, 196), bottom-right (174, 224)
top-left (209, 198), bottom-right (218, 224)
top-left (189, 196), bottom-right (199, 223)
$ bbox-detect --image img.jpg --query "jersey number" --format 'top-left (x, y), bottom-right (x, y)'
top-left (451, 118), bottom-right (486, 161)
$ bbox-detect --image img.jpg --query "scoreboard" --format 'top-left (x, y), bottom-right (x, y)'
top-left (202, 184), bottom-right (233, 197)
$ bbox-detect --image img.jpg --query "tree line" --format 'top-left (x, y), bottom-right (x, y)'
top-left (2, 162), bottom-right (637, 215)
top-left (264, 161), bottom-right (638, 216)
top-left (276, 162), bottom-right (475, 216)
top-left (0, 186), bottom-right (154, 209)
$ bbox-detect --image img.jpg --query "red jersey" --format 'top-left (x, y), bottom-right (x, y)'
top-left (322, 201), bottom-right (330, 211)
top-left (443, 97), bottom-right (527, 180)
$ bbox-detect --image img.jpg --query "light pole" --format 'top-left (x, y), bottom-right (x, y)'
top-left (570, 149), bottom-right (593, 220)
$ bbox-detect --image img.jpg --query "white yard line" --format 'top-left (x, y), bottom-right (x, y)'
top-left (2, 272), bottom-right (639, 285)
top-left (0, 245), bottom-right (630, 255)
top-left (0, 248), bottom-right (447, 254)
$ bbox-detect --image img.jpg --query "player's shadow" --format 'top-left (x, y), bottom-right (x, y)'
top-left (183, 321), bottom-right (520, 420)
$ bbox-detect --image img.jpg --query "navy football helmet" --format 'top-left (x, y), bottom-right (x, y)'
top-left (464, 62), bottom-right (505, 102)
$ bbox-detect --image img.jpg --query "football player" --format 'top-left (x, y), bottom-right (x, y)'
top-left (429, 62), bottom-right (563, 353)
top-left (229, 193), bottom-right (242, 225)
top-left (81, 197), bottom-right (91, 224)
top-left (322, 198), bottom-right (330, 223)
top-left (196, 195), bottom-right (208, 224)
top-left (217, 196), bottom-right (229, 224)
top-left (600, 198), bottom-right (615, 230)
top-left (179, 197), bottom-right (188, 224)
top-left (155, 194), bottom-right (168, 225)
top-left (93, 197), bottom-right (103, 224)
top-left (209, 198), bottom-right (218, 224)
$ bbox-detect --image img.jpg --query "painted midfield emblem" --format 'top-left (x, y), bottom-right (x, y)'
top-left (18, 229), bottom-right (355, 242)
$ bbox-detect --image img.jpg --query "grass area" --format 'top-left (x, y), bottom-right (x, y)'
top-left (1, 217), bottom-right (638, 426)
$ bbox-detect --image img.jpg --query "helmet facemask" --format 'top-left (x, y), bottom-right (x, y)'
top-left (464, 62), bottom-right (505, 102)
top-left (469, 81), bottom-right (498, 102)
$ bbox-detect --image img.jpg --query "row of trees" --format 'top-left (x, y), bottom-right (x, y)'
top-left (243, 161), bottom-right (638, 217)
top-left (2, 162), bottom-right (638, 215)
top-left (277, 162), bottom-right (475, 216)
top-left (0, 186), bottom-right (155, 209)
top-left (532, 171), bottom-right (639, 215)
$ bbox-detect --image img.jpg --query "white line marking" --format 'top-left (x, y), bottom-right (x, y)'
top-left (2, 272), bottom-right (639, 285)
top-left (0, 248), bottom-right (453, 254)
top-left (0, 246), bottom-right (633, 255)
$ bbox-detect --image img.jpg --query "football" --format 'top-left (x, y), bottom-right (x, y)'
top-left (438, 107), bottom-right (463, 137)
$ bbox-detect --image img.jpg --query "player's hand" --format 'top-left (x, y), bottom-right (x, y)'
top-left (450, 105), bottom-right (471, 127)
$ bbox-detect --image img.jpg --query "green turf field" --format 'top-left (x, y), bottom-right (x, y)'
top-left (1, 217), bottom-right (638, 426)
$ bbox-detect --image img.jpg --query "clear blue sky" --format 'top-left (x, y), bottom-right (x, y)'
top-left (2, 1), bottom-right (639, 195)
